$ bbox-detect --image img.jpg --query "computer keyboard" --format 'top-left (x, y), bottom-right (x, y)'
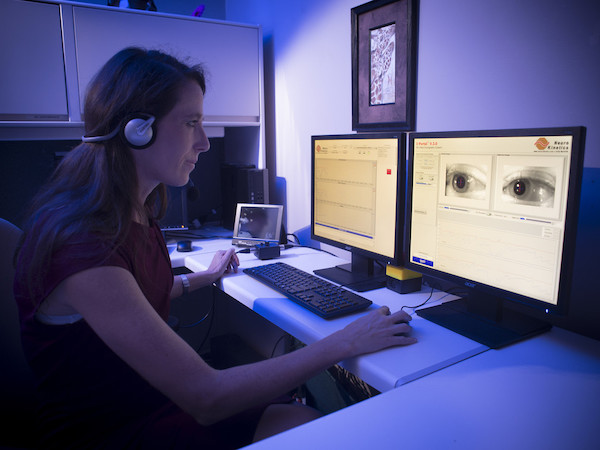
top-left (243, 262), bottom-right (372, 319)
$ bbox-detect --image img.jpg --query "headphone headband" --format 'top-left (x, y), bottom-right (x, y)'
top-left (81, 126), bottom-right (120, 143)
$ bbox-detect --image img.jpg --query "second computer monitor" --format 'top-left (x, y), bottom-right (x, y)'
top-left (406, 126), bottom-right (586, 347)
top-left (311, 133), bottom-right (406, 291)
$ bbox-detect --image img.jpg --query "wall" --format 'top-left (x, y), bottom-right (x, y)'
top-left (226, 0), bottom-right (600, 235)
top-left (226, 0), bottom-right (600, 340)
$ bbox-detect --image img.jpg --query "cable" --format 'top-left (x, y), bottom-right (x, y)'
top-left (287, 233), bottom-right (300, 244)
top-left (401, 286), bottom-right (435, 313)
top-left (401, 287), bottom-right (470, 315)
top-left (188, 285), bottom-right (217, 353)
top-left (269, 333), bottom-right (290, 358)
top-left (294, 244), bottom-right (338, 257)
top-left (179, 290), bottom-right (215, 328)
top-left (179, 309), bottom-right (212, 328)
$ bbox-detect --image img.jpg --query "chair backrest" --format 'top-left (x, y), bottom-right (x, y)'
top-left (0, 219), bottom-right (37, 446)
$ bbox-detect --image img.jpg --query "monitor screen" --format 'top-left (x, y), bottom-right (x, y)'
top-left (232, 203), bottom-right (284, 247)
top-left (311, 133), bottom-right (406, 291)
top-left (406, 127), bottom-right (586, 348)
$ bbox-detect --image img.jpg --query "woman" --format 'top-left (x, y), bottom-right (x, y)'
top-left (14, 47), bottom-right (416, 448)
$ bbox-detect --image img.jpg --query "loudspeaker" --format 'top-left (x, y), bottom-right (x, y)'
top-left (221, 164), bottom-right (269, 229)
top-left (82, 114), bottom-right (156, 149)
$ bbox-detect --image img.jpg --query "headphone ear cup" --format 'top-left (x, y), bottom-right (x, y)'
top-left (122, 115), bottom-right (156, 149)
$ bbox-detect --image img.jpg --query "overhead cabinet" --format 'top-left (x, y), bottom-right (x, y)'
top-left (1, 0), bottom-right (264, 140)
top-left (0, 0), bottom-right (68, 121)
top-left (72, 6), bottom-right (262, 124)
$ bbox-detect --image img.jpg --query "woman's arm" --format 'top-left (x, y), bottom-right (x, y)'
top-left (61, 265), bottom-right (415, 425)
top-left (170, 248), bottom-right (239, 298)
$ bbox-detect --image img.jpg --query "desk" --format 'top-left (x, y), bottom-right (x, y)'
top-left (170, 239), bottom-right (600, 449)
top-left (243, 326), bottom-right (600, 450)
top-left (173, 240), bottom-right (487, 392)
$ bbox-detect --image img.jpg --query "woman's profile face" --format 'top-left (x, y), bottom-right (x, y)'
top-left (133, 79), bottom-right (210, 193)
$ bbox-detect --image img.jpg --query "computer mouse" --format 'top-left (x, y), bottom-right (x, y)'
top-left (176, 240), bottom-right (193, 252)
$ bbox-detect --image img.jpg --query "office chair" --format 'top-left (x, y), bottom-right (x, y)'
top-left (0, 219), bottom-right (37, 448)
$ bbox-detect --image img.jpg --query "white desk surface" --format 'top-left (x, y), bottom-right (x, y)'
top-left (170, 239), bottom-right (600, 449)
top-left (244, 326), bottom-right (600, 450)
top-left (172, 240), bottom-right (487, 392)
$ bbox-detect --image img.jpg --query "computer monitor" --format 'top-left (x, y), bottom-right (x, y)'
top-left (406, 126), bottom-right (586, 348)
top-left (232, 203), bottom-right (284, 247)
top-left (311, 133), bottom-right (406, 291)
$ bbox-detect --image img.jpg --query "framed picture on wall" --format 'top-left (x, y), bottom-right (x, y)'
top-left (352, 0), bottom-right (419, 131)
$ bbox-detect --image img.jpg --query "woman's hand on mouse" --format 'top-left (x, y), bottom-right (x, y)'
top-left (330, 306), bottom-right (417, 358)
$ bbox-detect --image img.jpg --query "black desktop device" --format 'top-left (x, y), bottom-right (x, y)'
top-left (221, 163), bottom-right (269, 229)
top-left (405, 127), bottom-right (586, 348)
top-left (310, 133), bottom-right (406, 292)
top-left (159, 185), bottom-right (189, 231)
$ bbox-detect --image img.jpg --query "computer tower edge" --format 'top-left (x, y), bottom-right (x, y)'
top-left (221, 164), bottom-right (269, 229)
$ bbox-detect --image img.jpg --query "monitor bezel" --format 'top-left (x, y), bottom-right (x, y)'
top-left (405, 126), bottom-right (586, 317)
top-left (310, 132), bottom-right (407, 268)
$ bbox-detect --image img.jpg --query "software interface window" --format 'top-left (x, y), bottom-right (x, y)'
top-left (410, 134), bottom-right (573, 306)
top-left (313, 137), bottom-right (399, 259)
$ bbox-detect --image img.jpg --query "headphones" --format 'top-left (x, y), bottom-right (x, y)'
top-left (82, 113), bottom-right (157, 150)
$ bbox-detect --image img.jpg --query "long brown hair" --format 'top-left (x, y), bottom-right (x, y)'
top-left (18, 47), bottom-right (206, 299)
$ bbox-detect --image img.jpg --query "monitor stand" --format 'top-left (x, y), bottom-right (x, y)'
top-left (314, 254), bottom-right (387, 292)
top-left (416, 292), bottom-right (552, 349)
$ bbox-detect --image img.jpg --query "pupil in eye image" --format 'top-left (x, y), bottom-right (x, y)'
top-left (513, 180), bottom-right (526, 196)
top-left (453, 174), bottom-right (467, 191)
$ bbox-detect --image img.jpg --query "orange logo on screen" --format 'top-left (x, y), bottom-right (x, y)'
top-left (316, 145), bottom-right (322, 152)
top-left (535, 137), bottom-right (550, 150)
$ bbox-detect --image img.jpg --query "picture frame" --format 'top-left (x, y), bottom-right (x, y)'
top-left (352, 0), bottom-right (419, 131)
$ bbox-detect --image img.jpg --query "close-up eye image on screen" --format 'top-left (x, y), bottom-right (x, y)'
top-left (445, 162), bottom-right (489, 200)
top-left (500, 165), bottom-right (556, 207)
